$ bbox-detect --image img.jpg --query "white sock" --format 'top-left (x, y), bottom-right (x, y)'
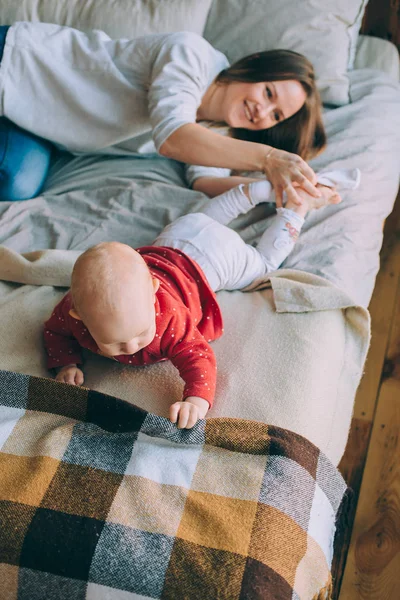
top-left (316, 168), bottom-right (361, 190)
top-left (248, 180), bottom-right (273, 204)
top-left (201, 181), bottom-right (273, 225)
top-left (201, 185), bottom-right (253, 225)
top-left (257, 208), bottom-right (304, 272)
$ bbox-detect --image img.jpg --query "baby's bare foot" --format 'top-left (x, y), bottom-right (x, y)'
top-left (296, 184), bottom-right (342, 210)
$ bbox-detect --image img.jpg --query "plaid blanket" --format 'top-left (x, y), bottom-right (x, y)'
top-left (0, 370), bottom-right (347, 600)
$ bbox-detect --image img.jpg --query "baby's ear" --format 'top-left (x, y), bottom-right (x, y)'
top-left (69, 308), bottom-right (82, 320)
top-left (152, 277), bottom-right (160, 294)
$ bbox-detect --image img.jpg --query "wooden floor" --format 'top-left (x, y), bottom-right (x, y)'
top-left (331, 190), bottom-right (400, 599)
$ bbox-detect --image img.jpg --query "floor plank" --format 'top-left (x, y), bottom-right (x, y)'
top-left (339, 227), bottom-right (400, 598)
top-left (332, 191), bottom-right (400, 598)
top-left (339, 375), bottom-right (400, 599)
top-left (331, 418), bottom-right (372, 597)
top-left (352, 193), bottom-right (400, 422)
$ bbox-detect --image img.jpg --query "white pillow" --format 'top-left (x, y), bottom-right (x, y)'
top-left (203, 0), bottom-right (368, 106)
top-left (0, 0), bottom-right (213, 38)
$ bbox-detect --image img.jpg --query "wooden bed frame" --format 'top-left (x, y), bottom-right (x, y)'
top-left (332, 2), bottom-right (400, 599)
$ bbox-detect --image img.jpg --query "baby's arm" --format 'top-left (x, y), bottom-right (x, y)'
top-left (168, 334), bottom-right (214, 428)
top-left (44, 302), bottom-right (85, 385)
top-left (161, 319), bottom-right (216, 429)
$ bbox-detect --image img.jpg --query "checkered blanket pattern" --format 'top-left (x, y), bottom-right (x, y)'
top-left (0, 369), bottom-right (347, 600)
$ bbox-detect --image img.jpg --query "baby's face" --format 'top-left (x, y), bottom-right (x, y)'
top-left (94, 307), bottom-right (157, 357)
top-left (87, 276), bottom-right (159, 358)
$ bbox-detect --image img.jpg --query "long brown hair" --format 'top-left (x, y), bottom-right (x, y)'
top-left (216, 49), bottom-right (326, 160)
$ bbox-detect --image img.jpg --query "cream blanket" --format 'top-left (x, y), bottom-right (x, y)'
top-left (0, 246), bottom-right (369, 466)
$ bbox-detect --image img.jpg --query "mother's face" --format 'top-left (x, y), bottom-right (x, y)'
top-left (221, 80), bottom-right (306, 130)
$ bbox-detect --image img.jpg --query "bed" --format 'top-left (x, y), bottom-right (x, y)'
top-left (0, 1), bottom-right (399, 598)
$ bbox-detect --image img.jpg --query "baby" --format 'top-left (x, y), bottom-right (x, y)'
top-left (44, 168), bottom-right (360, 428)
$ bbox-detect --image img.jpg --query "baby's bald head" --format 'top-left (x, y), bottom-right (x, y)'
top-left (70, 242), bottom-right (159, 353)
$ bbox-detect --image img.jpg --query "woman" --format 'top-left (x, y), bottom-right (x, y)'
top-left (0, 23), bottom-right (325, 204)
top-left (188, 49), bottom-right (327, 199)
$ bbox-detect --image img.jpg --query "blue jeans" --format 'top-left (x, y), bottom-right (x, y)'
top-left (0, 26), bottom-right (53, 201)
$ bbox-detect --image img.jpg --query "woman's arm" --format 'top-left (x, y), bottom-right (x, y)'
top-left (160, 123), bottom-right (271, 171)
top-left (193, 176), bottom-right (261, 197)
top-left (159, 123), bottom-right (319, 206)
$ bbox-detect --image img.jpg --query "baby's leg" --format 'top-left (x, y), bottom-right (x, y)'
top-left (154, 213), bottom-right (272, 291)
top-left (156, 179), bottom-right (348, 291)
top-left (155, 209), bottom-right (306, 291)
top-left (200, 168), bottom-right (359, 225)
top-left (256, 184), bottom-right (342, 272)
top-left (199, 181), bottom-right (308, 277)
top-left (201, 180), bottom-right (272, 225)
top-left (201, 167), bottom-right (359, 225)
top-left (256, 208), bottom-right (305, 273)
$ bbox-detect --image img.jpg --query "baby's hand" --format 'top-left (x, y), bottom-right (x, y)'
top-left (55, 364), bottom-right (84, 386)
top-left (169, 396), bottom-right (209, 429)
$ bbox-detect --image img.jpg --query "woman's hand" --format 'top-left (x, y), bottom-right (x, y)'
top-left (55, 364), bottom-right (84, 386)
top-left (262, 148), bottom-right (320, 207)
top-left (169, 396), bottom-right (209, 429)
top-left (161, 125), bottom-right (321, 206)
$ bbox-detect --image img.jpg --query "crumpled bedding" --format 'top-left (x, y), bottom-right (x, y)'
top-left (0, 68), bottom-right (398, 465)
top-left (1, 69), bottom-right (399, 304)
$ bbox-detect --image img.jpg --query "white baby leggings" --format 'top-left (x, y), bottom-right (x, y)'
top-left (153, 169), bottom-right (360, 292)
